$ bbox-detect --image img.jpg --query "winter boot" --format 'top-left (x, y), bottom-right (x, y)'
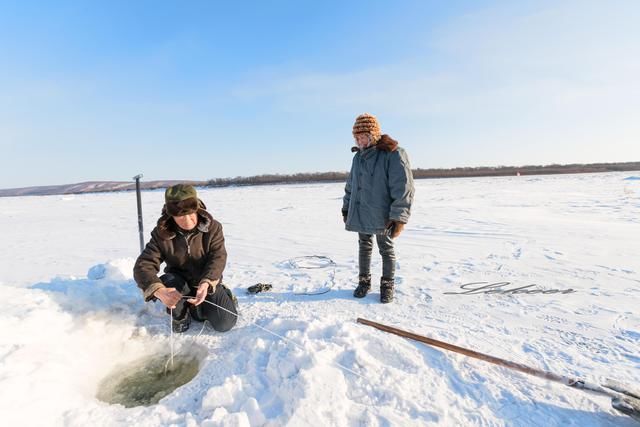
top-left (172, 309), bottom-right (191, 333)
top-left (380, 277), bottom-right (395, 304)
top-left (353, 275), bottom-right (371, 298)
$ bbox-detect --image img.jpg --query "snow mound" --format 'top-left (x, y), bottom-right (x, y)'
top-left (88, 258), bottom-right (135, 280)
top-left (0, 280), bottom-right (159, 427)
top-left (32, 259), bottom-right (141, 314)
top-left (202, 408), bottom-right (251, 427)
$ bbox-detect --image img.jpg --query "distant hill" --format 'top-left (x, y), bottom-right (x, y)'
top-left (0, 180), bottom-right (207, 198)
top-left (1, 161), bottom-right (639, 197)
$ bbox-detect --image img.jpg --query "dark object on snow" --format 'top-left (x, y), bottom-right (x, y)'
top-left (247, 283), bottom-right (273, 294)
top-left (357, 318), bottom-right (640, 422)
top-left (353, 275), bottom-right (371, 298)
top-left (380, 277), bottom-right (395, 303)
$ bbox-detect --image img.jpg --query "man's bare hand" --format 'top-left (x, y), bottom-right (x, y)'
top-left (154, 287), bottom-right (182, 309)
top-left (188, 280), bottom-right (218, 306)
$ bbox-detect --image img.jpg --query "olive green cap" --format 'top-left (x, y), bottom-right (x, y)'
top-left (165, 184), bottom-right (197, 203)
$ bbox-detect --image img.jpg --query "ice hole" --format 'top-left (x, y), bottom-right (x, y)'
top-left (96, 345), bottom-right (205, 408)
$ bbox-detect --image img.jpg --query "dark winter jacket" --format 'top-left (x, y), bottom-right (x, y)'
top-left (133, 201), bottom-right (227, 301)
top-left (342, 134), bottom-right (415, 234)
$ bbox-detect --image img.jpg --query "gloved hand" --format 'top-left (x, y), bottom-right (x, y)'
top-left (342, 210), bottom-right (348, 224)
top-left (385, 221), bottom-right (405, 239)
top-left (391, 222), bottom-right (405, 238)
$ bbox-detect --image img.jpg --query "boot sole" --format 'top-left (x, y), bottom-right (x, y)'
top-left (353, 287), bottom-right (371, 298)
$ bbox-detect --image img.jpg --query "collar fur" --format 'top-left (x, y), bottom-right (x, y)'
top-left (156, 199), bottom-right (214, 240)
top-left (351, 134), bottom-right (399, 153)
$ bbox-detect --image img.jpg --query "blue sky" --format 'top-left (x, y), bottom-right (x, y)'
top-left (1, 0), bottom-right (638, 188)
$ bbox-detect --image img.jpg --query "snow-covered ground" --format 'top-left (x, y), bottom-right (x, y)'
top-left (0, 172), bottom-right (639, 426)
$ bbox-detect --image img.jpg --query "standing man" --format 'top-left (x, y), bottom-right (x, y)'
top-left (134, 184), bottom-right (237, 333)
top-left (342, 113), bottom-right (415, 303)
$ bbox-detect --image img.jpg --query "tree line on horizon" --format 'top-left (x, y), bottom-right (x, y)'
top-left (2, 161), bottom-right (638, 198)
top-left (205, 161), bottom-right (640, 188)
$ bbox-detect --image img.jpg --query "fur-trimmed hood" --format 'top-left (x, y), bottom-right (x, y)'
top-left (156, 199), bottom-right (214, 240)
top-left (351, 134), bottom-right (399, 153)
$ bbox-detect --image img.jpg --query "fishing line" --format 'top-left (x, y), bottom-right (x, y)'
top-left (287, 255), bottom-right (336, 296)
top-left (165, 314), bottom-right (207, 374)
top-left (166, 295), bottom-right (368, 381)
top-left (169, 308), bottom-right (174, 369)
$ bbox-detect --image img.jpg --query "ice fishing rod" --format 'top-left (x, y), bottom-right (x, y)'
top-left (357, 318), bottom-right (640, 422)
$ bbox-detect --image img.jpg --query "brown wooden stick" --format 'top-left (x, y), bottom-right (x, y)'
top-left (357, 317), bottom-right (578, 386)
top-left (357, 318), bottom-right (640, 420)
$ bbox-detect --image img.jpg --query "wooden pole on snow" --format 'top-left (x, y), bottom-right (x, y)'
top-left (356, 317), bottom-right (640, 421)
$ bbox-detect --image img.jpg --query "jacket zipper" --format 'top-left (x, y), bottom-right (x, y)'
top-left (178, 232), bottom-right (193, 256)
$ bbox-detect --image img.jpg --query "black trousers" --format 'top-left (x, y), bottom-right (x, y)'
top-left (358, 233), bottom-right (396, 279)
top-left (160, 273), bottom-right (238, 332)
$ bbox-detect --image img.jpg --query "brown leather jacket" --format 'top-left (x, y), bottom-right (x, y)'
top-left (133, 203), bottom-right (227, 301)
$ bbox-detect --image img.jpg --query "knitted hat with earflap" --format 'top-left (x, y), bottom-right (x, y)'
top-left (352, 113), bottom-right (382, 144)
